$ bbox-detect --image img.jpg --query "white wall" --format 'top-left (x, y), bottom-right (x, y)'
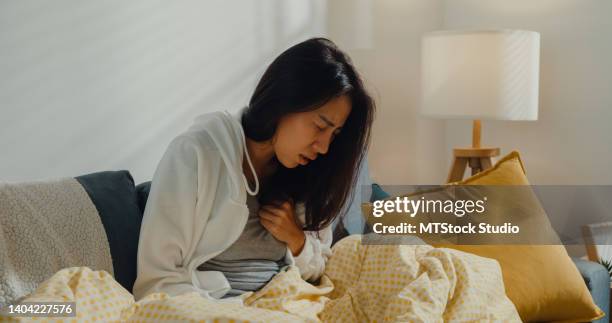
top-left (329, 0), bottom-right (447, 186)
top-left (0, 0), bottom-right (327, 184)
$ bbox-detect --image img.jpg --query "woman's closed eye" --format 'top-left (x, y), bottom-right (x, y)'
top-left (315, 122), bottom-right (342, 141)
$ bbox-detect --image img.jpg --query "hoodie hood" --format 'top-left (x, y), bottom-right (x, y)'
top-left (186, 107), bottom-right (259, 200)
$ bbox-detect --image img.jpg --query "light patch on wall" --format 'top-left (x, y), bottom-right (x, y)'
top-left (0, 0), bottom-right (329, 183)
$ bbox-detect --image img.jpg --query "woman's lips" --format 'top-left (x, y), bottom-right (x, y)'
top-left (298, 154), bottom-right (309, 165)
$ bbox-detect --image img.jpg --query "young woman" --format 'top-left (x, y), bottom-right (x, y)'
top-left (133, 38), bottom-right (375, 304)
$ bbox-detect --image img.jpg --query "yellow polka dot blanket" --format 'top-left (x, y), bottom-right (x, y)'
top-left (1, 235), bottom-right (520, 322)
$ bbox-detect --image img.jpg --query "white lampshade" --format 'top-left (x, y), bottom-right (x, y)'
top-left (421, 29), bottom-right (540, 120)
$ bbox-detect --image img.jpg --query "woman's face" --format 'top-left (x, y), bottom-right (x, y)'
top-left (273, 95), bottom-right (352, 168)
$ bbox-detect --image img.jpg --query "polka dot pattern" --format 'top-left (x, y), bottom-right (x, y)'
top-left (319, 235), bottom-right (521, 322)
top-left (5, 235), bottom-right (520, 322)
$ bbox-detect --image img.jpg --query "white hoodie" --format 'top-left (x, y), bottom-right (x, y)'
top-left (132, 109), bottom-right (333, 304)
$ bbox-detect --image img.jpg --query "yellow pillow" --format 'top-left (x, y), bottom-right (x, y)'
top-left (445, 151), bottom-right (604, 322)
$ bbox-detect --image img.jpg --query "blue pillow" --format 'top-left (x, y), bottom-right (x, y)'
top-left (363, 183), bottom-right (390, 234)
top-left (135, 181), bottom-right (151, 215)
top-left (75, 170), bottom-right (142, 293)
top-left (370, 183), bottom-right (390, 201)
top-left (332, 183), bottom-right (390, 245)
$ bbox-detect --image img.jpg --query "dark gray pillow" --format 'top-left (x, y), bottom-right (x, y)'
top-left (135, 181), bottom-right (151, 215)
top-left (75, 170), bottom-right (142, 293)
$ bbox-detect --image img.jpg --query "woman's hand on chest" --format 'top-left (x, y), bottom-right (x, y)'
top-left (258, 200), bottom-right (306, 256)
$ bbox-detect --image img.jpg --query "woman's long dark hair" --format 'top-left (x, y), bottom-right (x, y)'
top-left (241, 37), bottom-right (376, 231)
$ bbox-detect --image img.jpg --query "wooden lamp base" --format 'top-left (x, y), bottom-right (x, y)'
top-left (446, 120), bottom-right (501, 183)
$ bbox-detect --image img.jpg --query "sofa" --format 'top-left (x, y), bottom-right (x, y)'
top-left (70, 169), bottom-right (612, 322)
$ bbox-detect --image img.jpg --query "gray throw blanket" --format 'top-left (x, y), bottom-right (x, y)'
top-left (0, 177), bottom-right (113, 306)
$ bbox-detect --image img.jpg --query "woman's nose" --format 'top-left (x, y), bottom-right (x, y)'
top-left (313, 134), bottom-right (331, 155)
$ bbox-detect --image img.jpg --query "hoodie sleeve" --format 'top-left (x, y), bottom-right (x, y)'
top-left (285, 203), bottom-right (333, 282)
top-left (132, 134), bottom-right (221, 301)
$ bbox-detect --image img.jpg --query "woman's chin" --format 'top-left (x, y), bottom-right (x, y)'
top-left (277, 157), bottom-right (299, 169)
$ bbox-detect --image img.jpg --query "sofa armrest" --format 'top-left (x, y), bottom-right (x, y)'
top-left (573, 258), bottom-right (610, 323)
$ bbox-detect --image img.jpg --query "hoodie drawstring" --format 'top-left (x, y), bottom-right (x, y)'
top-left (230, 111), bottom-right (260, 196)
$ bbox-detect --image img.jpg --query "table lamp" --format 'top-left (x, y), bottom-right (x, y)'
top-left (420, 29), bottom-right (540, 183)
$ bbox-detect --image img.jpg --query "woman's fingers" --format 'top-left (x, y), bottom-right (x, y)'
top-left (259, 203), bottom-right (302, 245)
top-left (274, 200), bottom-right (293, 212)
top-left (260, 205), bottom-right (286, 218)
top-left (259, 216), bottom-right (274, 229)
top-left (259, 209), bottom-right (282, 224)
top-left (268, 199), bottom-right (294, 212)
top-left (259, 216), bottom-right (280, 235)
top-left (260, 221), bottom-right (275, 236)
